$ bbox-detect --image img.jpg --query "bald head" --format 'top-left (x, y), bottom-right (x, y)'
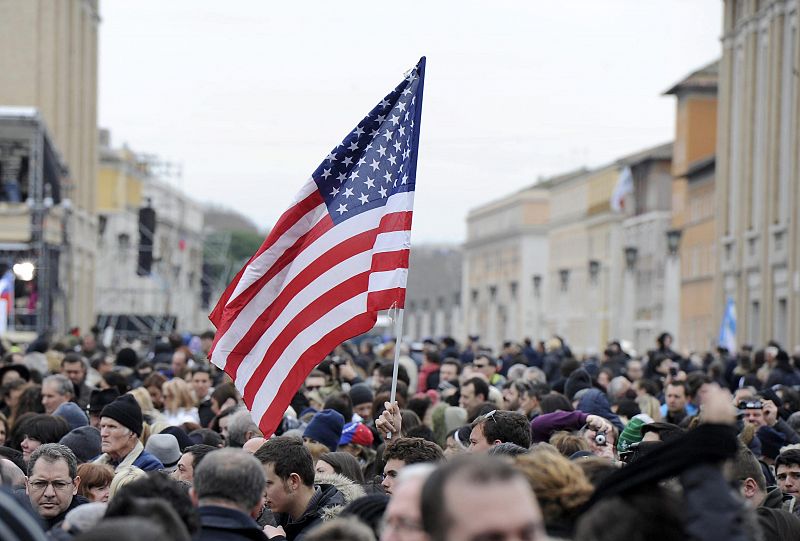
top-left (242, 437), bottom-right (268, 454)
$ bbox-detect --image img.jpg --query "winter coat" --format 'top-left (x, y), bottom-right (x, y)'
top-left (271, 481), bottom-right (349, 541)
top-left (93, 440), bottom-right (164, 472)
top-left (195, 505), bottom-right (268, 541)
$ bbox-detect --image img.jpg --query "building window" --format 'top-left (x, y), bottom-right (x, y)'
top-left (775, 298), bottom-right (788, 347)
top-left (559, 269), bottom-right (570, 292)
top-left (748, 300), bottom-right (760, 345)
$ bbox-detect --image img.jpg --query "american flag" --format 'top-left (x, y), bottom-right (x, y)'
top-left (209, 58), bottom-right (426, 437)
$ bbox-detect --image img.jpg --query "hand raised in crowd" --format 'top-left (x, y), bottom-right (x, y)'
top-left (585, 414), bottom-right (613, 434)
top-left (698, 386), bottom-right (737, 425)
top-left (762, 399), bottom-right (779, 427)
top-left (337, 359), bottom-right (357, 383)
top-left (375, 401), bottom-right (402, 439)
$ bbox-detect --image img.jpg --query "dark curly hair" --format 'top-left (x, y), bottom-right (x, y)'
top-left (383, 437), bottom-right (444, 465)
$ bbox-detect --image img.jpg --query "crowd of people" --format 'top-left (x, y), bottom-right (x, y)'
top-left (1, 329), bottom-right (800, 540)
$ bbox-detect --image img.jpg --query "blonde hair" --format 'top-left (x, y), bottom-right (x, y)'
top-left (108, 466), bottom-right (146, 500)
top-left (636, 394), bottom-right (662, 422)
top-left (162, 378), bottom-right (195, 412)
top-left (549, 431), bottom-right (589, 457)
top-left (515, 448), bottom-right (594, 524)
top-left (128, 387), bottom-right (155, 413)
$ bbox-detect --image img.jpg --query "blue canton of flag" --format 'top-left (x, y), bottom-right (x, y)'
top-left (312, 60), bottom-right (424, 225)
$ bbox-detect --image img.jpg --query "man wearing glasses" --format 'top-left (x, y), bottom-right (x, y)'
top-left (25, 443), bottom-right (86, 530)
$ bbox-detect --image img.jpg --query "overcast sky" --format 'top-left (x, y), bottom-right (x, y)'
top-left (99, 0), bottom-right (722, 243)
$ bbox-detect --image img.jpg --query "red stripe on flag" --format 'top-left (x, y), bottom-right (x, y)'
top-left (252, 311), bottom-right (378, 437)
top-left (367, 288), bottom-right (406, 312)
top-left (222, 211), bottom-right (413, 379)
top-left (242, 271), bottom-right (371, 402)
top-left (371, 249), bottom-right (409, 272)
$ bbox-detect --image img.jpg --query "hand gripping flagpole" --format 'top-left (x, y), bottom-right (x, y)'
top-left (386, 303), bottom-right (404, 440)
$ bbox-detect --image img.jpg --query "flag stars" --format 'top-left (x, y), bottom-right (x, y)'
top-left (398, 126), bottom-right (405, 137)
top-left (321, 168), bottom-right (332, 179)
top-left (389, 114), bottom-right (400, 126)
top-left (365, 177), bottom-right (376, 189)
top-left (374, 114), bottom-right (386, 124)
top-left (354, 126), bottom-right (365, 136)
top-left (336, 203), bottom-right (348, 215)
top-left (370, 159), bottom-right (381, 171)
top-left (379, 99), bottom-right (391, 108)
top-left (383, 171), bottom-right (393, 183)
top-left (342, 156), bottom-right (353, 166)
top-left (326, 152), bottom-right (337, 162)
top-left (393, 140), bottom-right (402, 153)
top-left (337, 172), bottom-right (347, 183)
top-left (348, 141), bottom-right (359, 151)
top-left (383, 129), bottom-right (393, 141)
top-left (343, 187), bottom-right (354, 198)
top-left (378, 186), bottom-right (388, 198)
top-left (330, 186), bottom-right (340, 197)
top-left (401, 174), bottom-right (409, 185)
top-left (388, 154), bottom-right (397, 166)
top-left (358, 193), bottom-right (369, 205)
top-left (377, 145), bottom-right (387, 157)
top-left (349, 170), bottom-right (359, 181)
top-left (397, 101), bottom-right (406, 112)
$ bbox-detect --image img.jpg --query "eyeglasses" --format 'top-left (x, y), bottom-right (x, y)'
top-left (29, 479), bottom-right (74, 492)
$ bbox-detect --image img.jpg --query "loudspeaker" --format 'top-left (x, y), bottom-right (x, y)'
top-left (137, 206), bottom-right (156, 276)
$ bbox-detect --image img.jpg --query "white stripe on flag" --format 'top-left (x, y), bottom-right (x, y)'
top-left (368, 268), bottom-right (409, 292)
top-left (373, 230), bottom-right (411, 253)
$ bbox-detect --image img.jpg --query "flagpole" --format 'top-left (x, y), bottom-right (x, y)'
top-left (386, 308), bottom-right (404, 440)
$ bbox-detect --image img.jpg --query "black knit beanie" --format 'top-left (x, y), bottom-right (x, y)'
top-left (100, 394), bottom-right (143, 436)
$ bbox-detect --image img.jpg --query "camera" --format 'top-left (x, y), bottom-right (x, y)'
top-left (669, 366), bottom-right (678, 377)
top-left (738, 400), bottom-right (763, 410)
top-left (595, 429), bottom-right (607, 447)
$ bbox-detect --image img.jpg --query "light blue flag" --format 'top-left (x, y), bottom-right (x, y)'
top-left (718, 296), bottom-right (737, 352)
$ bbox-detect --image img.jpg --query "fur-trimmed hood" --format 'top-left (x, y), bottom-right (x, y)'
top-left (314, 472), bottom-right (365, 521)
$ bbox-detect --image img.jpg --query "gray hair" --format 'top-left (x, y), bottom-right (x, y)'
top-left (193, 448), bottom-right (265, 512)
top-left (506, 364), bottom-right (528, 382)
top-left (524, 366), bottom-right (547, 384)
top-left (43, 374), bottom-right (74, 397)
top-left (27, 443), bottom-right (78, 479)
top-left (227, 409), bottom-right (263, 448)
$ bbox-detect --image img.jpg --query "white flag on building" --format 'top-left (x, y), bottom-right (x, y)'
top-left (610, 166), bottom-right (634, 212)
top-left (718, 297), bottom-right (737, 353)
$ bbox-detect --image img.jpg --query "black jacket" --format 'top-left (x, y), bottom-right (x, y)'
top-left (272, 484), bottom-right (345, 541)
top-left (13, 488), bottom-right (88, 532)
top-left (194, 505), bottom-right (268, 541)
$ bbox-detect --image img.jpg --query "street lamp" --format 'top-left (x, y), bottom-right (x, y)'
top-left (12, 261), bottom-right (35, 281)
top-left (624, 246), bottom-right (638, 271)
top-left (666, 229), bottom-right (682, 256)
